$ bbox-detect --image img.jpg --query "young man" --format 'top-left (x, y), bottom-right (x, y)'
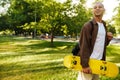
top-left (77, 2), bottom-right (113, 80)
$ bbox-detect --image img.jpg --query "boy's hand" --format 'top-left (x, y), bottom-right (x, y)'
top-left (107, 32), bottom-right (113, 40)
top-left (82, 67), bottom-right (92, 74)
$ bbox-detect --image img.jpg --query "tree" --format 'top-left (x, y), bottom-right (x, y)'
top-left (0, 0), bottom-right (92, 45)
top-left (0, 0), bottom-right (10, 7)
top-left (6, 0), bottom-right (43, 36)
top-left (114, 3), bottom-right (120, 34)
top-left (39, 0), bottom-right (71, 46)
top-left (107, 24), bottom-right (116, 35)
top-left (0, 14), bottom-right (10, 31)
top-left (7, 0), bottom-right (32, 35)
top-left (63, 0), bottom-right (92, 39)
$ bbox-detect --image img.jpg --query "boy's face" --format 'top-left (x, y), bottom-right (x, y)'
top-left (93, 2), bottom-right (105, 17)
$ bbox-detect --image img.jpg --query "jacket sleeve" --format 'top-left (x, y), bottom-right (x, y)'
top-left (79, 22), bottom-right (93, 68)
top-left (106, 37), bottom-right (111, 46)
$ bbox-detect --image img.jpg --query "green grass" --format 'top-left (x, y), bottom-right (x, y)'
top-left (0, 36), bottom-right (120, 80)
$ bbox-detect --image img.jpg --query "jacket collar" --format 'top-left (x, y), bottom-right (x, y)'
top-left (91, 18), bottom-right (106, 25)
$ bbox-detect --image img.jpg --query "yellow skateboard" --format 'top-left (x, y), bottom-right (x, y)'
top-left (63, 55), bottom-right (119, 78)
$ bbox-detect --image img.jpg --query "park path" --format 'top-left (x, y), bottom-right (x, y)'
top-left (110, 38), bottom-right (120, 45)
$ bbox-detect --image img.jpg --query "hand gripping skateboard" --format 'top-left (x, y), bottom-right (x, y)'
top-left (63, 55), bottom-right (119, 78)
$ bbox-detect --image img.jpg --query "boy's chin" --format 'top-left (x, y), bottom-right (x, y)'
top-left (95, 14), bottom-right (101, 17)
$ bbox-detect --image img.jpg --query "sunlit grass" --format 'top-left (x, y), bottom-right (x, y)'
top-left (0, 36), bottom-right (120, 80)
top-left (106, 44), bottom-right (120, 64)
top-left (0, 36), bottom-right (75, 80)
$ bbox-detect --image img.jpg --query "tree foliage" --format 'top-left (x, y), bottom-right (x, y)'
top-left (114, 3), bottom-right (120, 34)
top-left (0, 0), bottom-right (92, 44)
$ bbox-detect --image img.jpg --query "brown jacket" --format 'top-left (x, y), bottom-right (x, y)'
top-left (78, 19), bottom-right (110, 68)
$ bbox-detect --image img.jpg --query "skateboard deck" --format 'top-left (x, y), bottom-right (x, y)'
top-left (63, 55), bottom-right (119, 78)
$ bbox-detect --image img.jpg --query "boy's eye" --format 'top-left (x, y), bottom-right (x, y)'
top-left (99, 6), bottom-right (102, 8)
top-left (94, 6), bottom-right (103, 9)
top-left (94, 6), bottom-right (97, 9)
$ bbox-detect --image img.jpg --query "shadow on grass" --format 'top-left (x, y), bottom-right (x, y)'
top-left (0, 36), bottom-right (29, 44)
top-left (0, 45), bottom-right (73, 60)
top-left (4, 36), bottom-right (120, 80)
top-left (23, 41), bottom-right (74, 49)
top-left (0, 36), bottom-right (76, 79)
top-left (0, 60), bottom-right (65, 79)
top-left (0, 39), bottom-right (75, 59)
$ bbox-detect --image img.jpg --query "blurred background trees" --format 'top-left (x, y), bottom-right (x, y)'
top-left (0, 0), bottom-right (120, 43)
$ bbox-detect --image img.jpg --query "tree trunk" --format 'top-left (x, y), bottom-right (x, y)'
top-left (50, 31), bottom-right (54, 47)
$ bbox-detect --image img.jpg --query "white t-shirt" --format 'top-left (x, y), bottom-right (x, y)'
top-left (90, 22), bottom-right (106, 60)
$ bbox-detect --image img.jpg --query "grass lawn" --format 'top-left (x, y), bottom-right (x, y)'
top-left (0, 36), bottom-right (120, 80)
